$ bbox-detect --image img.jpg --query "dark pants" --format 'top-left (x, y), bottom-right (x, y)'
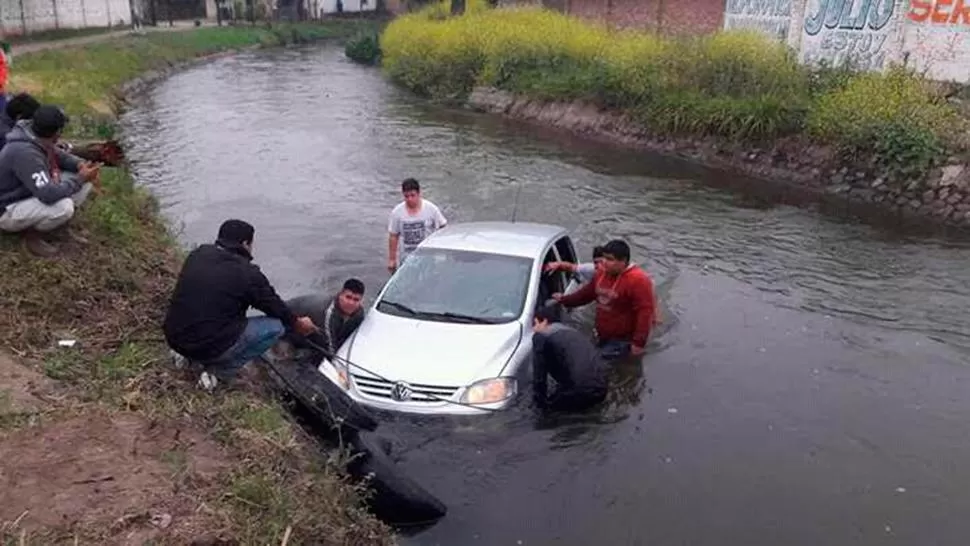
top-left (597, 339), bottom-right (631, 362)
top-left (547, 387), bottom-right (607, 413)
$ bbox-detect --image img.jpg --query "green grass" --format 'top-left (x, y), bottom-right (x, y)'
top-left (0, 22), bottom-right (393, 545)
top-left (381, 1), bottom-right (969, 184)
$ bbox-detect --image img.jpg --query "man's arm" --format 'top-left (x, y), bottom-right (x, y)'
top-left (13, 148), bottom-right (80, 204)
top-left (433, 203), bottom-right (447, 229)
top-left (245, 265), bottom-right (298, 329)
top-left (387, 213), bottom-right (400, 265)
top-left (574, 262), bottom-right (596, 284)
top-left (556, 276), bottom-right (597, 308)
top-left (54, 148), bottom-right (82, 173)
top-left (629, 274), bottom-right (656, 351)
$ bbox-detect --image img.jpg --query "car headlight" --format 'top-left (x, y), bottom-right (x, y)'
top-left (460, 377), bottom-right (517, 405)
top-left (317, 357), bottom-right (350, 390)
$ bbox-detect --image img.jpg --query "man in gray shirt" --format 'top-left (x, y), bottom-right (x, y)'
top-left (544, 245), bottom-right (605, 285)
top-left (387, 177), bottom-right (447, 273)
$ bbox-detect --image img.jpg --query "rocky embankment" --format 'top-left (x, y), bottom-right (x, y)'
top-left (468, 87), bottom-right (970, 229)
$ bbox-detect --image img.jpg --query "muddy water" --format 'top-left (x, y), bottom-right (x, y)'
top-left (121, 46), bottom-right (970, 545)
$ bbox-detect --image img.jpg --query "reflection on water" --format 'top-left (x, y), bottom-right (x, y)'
top-left (121, 45), bottom-right (970, 546)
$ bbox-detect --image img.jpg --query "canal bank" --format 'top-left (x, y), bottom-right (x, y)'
top-left (377, 2), bottom-right (970, 231)
top-left (0, 25), bottom-right (393, 545)
top-left (123, 43), bottom-right (970, 546)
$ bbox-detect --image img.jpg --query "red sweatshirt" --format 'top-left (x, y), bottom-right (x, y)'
top-left (558, 264), bottom-right (655, 348)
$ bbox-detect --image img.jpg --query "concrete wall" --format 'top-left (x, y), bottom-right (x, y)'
top-left (0, 0), bottom-right (132, 35)
top-left (564, 0), bottom-right (724, 33)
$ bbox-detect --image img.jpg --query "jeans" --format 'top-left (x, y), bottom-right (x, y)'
top-left (201, 317), bottom-right (285, 381)
top-left (597, 339), bottom-right (631, 362)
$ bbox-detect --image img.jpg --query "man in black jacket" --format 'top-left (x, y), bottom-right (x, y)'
top-left (531, 305), bottom-right (608, 412)
top-left (163, 219), bottom-right (318, 392)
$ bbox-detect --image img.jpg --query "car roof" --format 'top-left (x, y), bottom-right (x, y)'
top-left (420, 221), bottom-right (569, 259)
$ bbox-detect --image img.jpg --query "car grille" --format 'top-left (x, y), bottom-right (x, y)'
top-left (351, 373), bottom-right (460, 403)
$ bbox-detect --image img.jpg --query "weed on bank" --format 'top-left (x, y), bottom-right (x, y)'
top-left (380, 2), bottom-right (967, 182)
top-left (0, 24), bottom-right (392, 545)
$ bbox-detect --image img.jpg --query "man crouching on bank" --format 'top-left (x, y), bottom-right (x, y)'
top-left (163, 219), bottom-right (319, 392)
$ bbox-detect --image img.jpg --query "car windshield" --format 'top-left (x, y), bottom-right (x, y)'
top-left (377, 247), bottom-right (534, 324)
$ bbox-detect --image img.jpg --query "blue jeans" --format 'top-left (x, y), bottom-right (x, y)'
top-left (202, 317), bottom-right (285, 381)
top-left (598, 339), bottom-right (631, 362)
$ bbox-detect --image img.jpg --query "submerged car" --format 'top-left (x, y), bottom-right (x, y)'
top-left (316, 221), bottom-right (583, 416)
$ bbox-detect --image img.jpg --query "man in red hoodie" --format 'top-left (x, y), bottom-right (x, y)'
top-left (552, 239), bottom-right (656, 361)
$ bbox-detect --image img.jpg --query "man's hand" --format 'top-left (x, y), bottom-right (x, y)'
top-left (551, 292), bottom-right (563, 302)
top-left (631, 344), bottom-right (646, 357)
top-left (387, 258), bottom-right (397, 274)
top-left (294, 316), bottom-right (319, 336)
top-left (79, 161), bottom-right (102, 183)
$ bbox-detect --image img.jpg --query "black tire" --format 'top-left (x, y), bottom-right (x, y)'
top-left (264, 356), bottom-right (379, 433)
top-left (347, 431), bottom-right (448, 528)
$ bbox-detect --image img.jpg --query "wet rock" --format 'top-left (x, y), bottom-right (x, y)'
top-left (830, 172), bottom-right (846, 185)
top-left (829, 184), bottom-right (851, 194)
top-left (909, 199), bottom-right (922, 209)
top-left (896, 196), bottom-right (909, 206)
top-left (940, 187), bottom-right (951, 200)
top-left (926, 177), bottom-right (941, 189)
top-left (947, 192), bottom-right (963, 204)
top-left (956, 203), bottom-right (970, 212)
top-left (923, 189), bottom-right (936, 203)
top-left (905, 180), bottom-right (922, 191)
top-left (944, 205), bottom-right (955, 217)
top-left (871, 177), bottom-right (885, 189)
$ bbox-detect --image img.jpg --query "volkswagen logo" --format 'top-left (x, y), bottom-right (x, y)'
top-left (390, 381), bottom-right (414, 402)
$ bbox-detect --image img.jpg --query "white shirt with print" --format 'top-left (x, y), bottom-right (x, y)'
top-left (388, 199), bottom-right (447, 264)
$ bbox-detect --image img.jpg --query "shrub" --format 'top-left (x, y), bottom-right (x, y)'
top-left (345, 31), bottom-right (382, 65)
top-left (808, 67), bottom-right (960, 180)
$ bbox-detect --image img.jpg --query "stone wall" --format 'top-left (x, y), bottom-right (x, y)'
top-left (467, 87), bottom-right (970, 229)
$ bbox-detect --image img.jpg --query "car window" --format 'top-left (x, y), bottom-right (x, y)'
top-left (378, 247), bottom-right (534, 324)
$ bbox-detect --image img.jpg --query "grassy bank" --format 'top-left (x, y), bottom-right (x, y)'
top-left (0, 23), bottom-right (393, 545)
top-left (380, 2), bottom-right (968, 184)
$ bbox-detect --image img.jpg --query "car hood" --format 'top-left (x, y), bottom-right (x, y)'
top-left (342, 310), bottom-right (523, 388)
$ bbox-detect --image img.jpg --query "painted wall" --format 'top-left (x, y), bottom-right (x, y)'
top-left (0, 0), bottom-right (131, 35)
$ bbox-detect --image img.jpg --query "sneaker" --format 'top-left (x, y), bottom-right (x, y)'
top-left (170, 350), bottom-right (188, 370)
top-left (198, 371), bottom-right (219, 393)
top-left (23, 230), bottom-right (59, 257)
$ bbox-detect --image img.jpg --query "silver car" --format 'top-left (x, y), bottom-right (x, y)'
top-left (315, 221), bottom-right (583, 416)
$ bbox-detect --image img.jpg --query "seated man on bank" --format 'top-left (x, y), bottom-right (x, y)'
top-left (163, 219), bottom-right (319, 392)
top-left (0, 92), bottom-right (40, 149)
top-left (532, 305), bottom-right (608, 413)
top-left (0, 104), bottom-right (101, 257)
top-left (283, 277), bottom-right (367, 360)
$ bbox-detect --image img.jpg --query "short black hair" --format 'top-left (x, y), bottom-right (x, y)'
top-left (592, 245), bottom-right (605, 260)
top-left (342, 278), bottom-right (365, 295)
top-left (6, 93), bottom-right (40, 121)
top-left (602, 239), bottom-right (631, 262)
top-left (534, 305), bottom-right (561, 324)
top-left (31, 104), bottom-right (69, 138)
top-left (216, 219), bottom-right (255, 246)
top-left (401, 178), bottom-right (420, 193)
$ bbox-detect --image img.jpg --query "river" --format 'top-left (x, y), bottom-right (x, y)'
top-left (121, 45), bottom-right (970, 545)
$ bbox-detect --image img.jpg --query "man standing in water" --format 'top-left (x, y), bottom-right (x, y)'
top-left (284, 278), bottom-right (367, 358)
top-left (387, 177), bottom-right (447, 273)
top-left (553, 239), bottom-right (656, 361)
top-left (532, 305), bottom-right (608, 412)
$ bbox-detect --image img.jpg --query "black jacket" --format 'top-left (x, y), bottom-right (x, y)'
top-left (163, 241), bottom-right (297, 361)
top-left (532, 323), bottom-right (608, 404)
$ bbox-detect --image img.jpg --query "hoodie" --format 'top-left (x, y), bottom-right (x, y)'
top-left (0, 120), bottom-right (83, 214)
top-left (557, 264), bottom-right (656, 348)
top-left (0, 111), bottom-right (15, 149)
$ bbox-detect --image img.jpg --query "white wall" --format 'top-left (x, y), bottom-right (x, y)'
top-left (319, 0), bottom-right (375, 14)
top-left (724, 0), bottom-right (970, 83)
top-left (0, 0), bottom-right (131, 35)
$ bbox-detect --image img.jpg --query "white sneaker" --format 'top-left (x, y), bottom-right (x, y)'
top-left (198, 371), bottom-right (219, 393)
top-left (170, 350), bottom-right (188, 370)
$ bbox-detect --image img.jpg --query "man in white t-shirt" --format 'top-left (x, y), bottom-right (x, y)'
top-left (387, 177), bottom-right (447, 273)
